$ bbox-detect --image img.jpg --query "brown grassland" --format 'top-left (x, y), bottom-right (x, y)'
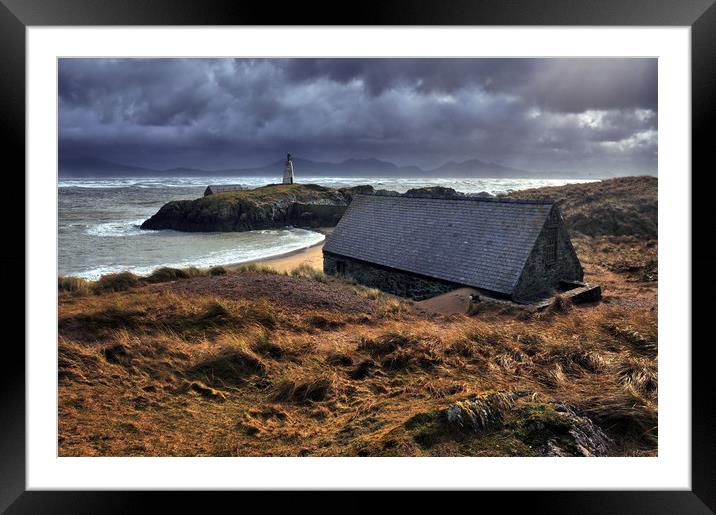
top-left (58, 177), bottom-right (658, 457)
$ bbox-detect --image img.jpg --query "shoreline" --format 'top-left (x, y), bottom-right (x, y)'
top-left (225, 227), bottom-right (332, 273)
top-left (62, 227), bottom-right (333, 280)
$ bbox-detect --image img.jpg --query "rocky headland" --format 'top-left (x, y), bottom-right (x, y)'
top-left (140, 183), bottom-right (372, 232)
top-left (141, 176), bottom-right (657, 238)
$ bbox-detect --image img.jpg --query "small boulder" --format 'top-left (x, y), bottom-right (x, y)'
top-left (404, 186), bottom-right (466, 200)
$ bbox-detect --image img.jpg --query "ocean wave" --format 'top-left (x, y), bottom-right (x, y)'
top-left (59, 177), bottom-right (252, 190)
top-left (58, 176), bottom-right (597, 194)
top-left (85, 219), bottom-right (148, 237)
top-left (66, 229), bottom-right (325, 280)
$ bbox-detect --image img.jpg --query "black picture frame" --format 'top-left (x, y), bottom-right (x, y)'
top-left (2, 1), bottom-right (713, 512)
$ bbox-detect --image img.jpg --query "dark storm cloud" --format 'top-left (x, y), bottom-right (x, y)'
top-left (282, 58), bottom-right (657, 113)
top-left (59, 58), bottom-right (657, 174)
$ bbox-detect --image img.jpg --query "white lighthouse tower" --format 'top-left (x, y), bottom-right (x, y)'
top-left (282, 153), bottom-right (294, 184)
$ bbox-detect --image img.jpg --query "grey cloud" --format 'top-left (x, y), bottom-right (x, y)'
top-left (58, 58), bottom-right (657, 174)
top-left (281, 58), bottom-right (657, 112)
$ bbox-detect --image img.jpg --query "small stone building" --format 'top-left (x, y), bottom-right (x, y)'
top-left (323, 194), bottom-right (583, 302)
top-left (204, 184), bottom-right (245, 196)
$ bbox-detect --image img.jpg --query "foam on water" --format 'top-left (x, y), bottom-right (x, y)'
top-left (71, 228), bottom-right (325, 280)
top-left (59, 175), bottom-right (596, 195)
top-left (86, 219), bottom-right (149, 237)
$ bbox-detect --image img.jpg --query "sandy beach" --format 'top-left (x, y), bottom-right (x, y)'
top-left (227, 227), bottom-right (331, 273)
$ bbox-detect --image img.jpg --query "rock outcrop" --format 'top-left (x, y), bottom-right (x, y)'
top-left (443, 393), bottom-right (613, 457)
top-left (141, 184), bottom-right (373, 232)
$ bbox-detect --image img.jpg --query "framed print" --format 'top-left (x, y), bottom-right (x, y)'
top-left (2, 0), bottom-right (714, 512)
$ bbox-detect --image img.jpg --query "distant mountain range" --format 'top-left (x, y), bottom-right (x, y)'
top-left (58, 156), bottom-right (608, 179)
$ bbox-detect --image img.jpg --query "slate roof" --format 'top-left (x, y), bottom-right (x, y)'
top-left (204, 184), bottom-right (245, 196)
top-left (323, 194), bottom-right (554, 296)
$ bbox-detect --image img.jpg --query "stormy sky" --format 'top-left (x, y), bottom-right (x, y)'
top-left (58, 58), bottom-right (657, 175)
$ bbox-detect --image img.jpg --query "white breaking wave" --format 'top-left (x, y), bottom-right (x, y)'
top-left (85, 219), bottom-right (149, 237)
top-left (58, 176), bottom-right (597, 195)
top-left (70, 229), bottom-right (325, 280)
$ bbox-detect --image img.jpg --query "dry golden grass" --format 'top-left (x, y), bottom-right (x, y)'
top-left (58, 236), bottom-right (657, 457)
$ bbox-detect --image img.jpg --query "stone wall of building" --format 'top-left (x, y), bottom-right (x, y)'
top-left (513, 207), bottom-right (584, 301)
top-left (323, 252), bottom-right (458, 300)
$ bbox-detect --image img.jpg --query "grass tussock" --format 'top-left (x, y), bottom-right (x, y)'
top-left (305, 313), bottom-right (345, 330)
top-left (92, 272), bottom-right (142, 293)
top-left (347, 284), bottom-right (383, 300)
top-left (194, 298), bottom-right (280, 331)
top-left (291, 263), bottom-right (327, 282)
top-left (377, 297), bottom-right (411, 317)
top-left (325, 352), bottom-right (353, 367)
top-left (197, 300), bottom-right (234, 323)
top-left (232, 263), bottom-right (285, 275)
top-left (357, 331), bottom-right (442, 372)
top-left (146, 267), bottom-right (192, 283)
top-left (604, 323), bottom-right (657, 355)
top-left (579, 391), bottom-right (657, 449)
top-left (181, 381), bottom-right (227, 401)
top-left (272, 374), bottom-right (337, 403)
top-left (446, 391), bottom-right (516, 432)
top-left (188, 338), bottom-right (267, 387)
top-left (549, 294), bottom-right (573, 313)
top-left (58, 276), bottom-right (91, 295)
top-left (617, 358), bottom-right (658, 400)
top-left (249, 333), bottom-right (314, 361)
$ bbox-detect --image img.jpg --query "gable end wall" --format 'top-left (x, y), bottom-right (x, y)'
top-left (513, 206), bottom-right (584, 301)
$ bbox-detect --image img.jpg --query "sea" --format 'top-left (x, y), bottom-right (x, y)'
top-left (58, 176), bottom-right (596, 280)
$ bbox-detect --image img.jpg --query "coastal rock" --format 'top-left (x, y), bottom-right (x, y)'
top-left (141, 184), bottom-right (482, 233)
top-left (337, 184), bottom-right (375, 202)
top-left (443, 394), bottom-right (613, 457)
top-left (469, 191), bottom-right (495, 199)
top-left (141, 184), bottom-right (362, 232)
top-left (374, 189), bottom-right (401, 197)
top-left (542, 402), bottom-right (613, 457)
top-left (403, 186), bottom-right (466, 199)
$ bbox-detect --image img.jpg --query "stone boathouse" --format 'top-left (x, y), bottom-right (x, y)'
top-left (322, 193), bottom-right (583, 302)
top-left (204, 184), bottom-right (245, 196)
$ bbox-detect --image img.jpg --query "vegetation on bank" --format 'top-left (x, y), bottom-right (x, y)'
top-left (204, 183), bottom-right (341, 206)
top-left (506, 176), bottom-right (657, 238)
top-left (58, 263), bottom-right (328, 297)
